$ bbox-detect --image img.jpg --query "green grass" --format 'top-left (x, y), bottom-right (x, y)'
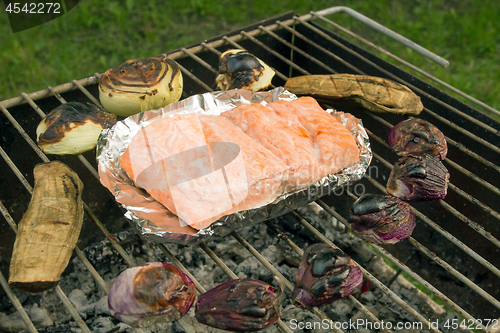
top-left (0, 0), bottom-right (499, 114)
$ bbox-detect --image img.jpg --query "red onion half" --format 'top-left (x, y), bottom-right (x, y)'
top-left (349, 193), bottom-right (416, 244)
top-left (108, 262), bottom-right (196, 327)
top-left (292, 243), bottom-right (363, 308)
top-left (195, 278), bottom-right (280, 332)
top-left (388, 118), bottom-right (447, 160)
top-left (387, 154), bottom-right (449, 201)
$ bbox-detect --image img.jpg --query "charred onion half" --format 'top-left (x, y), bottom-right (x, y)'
top-left (292, 243), bottom-right (363, 308)
top-left (387, 154), bottom-right (450, 201)
top-left (388, 118), bottom-right (447, 159)
top-left (36, 102), bottom-right (116, 155)
top-left (108, 262), bottom-right (196, 327)
top-left (195, 279), bottom-right (280, 332)
top-left (348, 194), bottom-right (416, 245)
top-left (99, 56), bottom-right (183, 116)
top-left (215, 49), bottom-right (275, 92)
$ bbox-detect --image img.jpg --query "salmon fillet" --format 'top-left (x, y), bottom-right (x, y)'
top-left (222, 103), bottom-right (322, 188)
top-left (115, 97), bottom-right (359, 233)
top-left (266, 97), bottom-right (359, 176)
top-left (119, 113), bottom-right (286, 230)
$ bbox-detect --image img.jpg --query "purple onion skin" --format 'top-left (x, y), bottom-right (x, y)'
top-left (195, 278), bottom-right (280, 332)
top-left (388, 118), bottom-right (447, 160)
top-left (292, 243), bottom-right (363, 309)
top-left (348, 194), bottom-right (416, 244)
top-left (108, 262), bottom-right (196, 327)
top-left (387, 154), bottom-right (450, 202)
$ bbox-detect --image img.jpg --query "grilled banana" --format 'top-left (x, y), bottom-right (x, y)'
top-left (284, 74), bottom-right (423, 115)
top-left (9, 161), bottom-right (84, 294)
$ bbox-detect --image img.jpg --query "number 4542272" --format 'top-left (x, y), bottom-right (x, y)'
top-left (444, 318), bottom-right (499, 330)
top-left (5, 2), bottom-right (61, 14)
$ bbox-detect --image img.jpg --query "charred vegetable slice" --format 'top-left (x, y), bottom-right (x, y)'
top-left (349, 194), bottom-right (416, 244)
top-left (195, 278), bottom-right (280, 332)
top-left (9, 161), bottom-right (84, 294)
top-left (388, 118), bottom-right (447, 160)
top-left (36, 102), bottom-right (116, 155)
top-left (99, 56), bottom-right (183, 116)
top-left (387, 154), bottom-right (450, 201)
top-left (292, 243), bottom-right (363, 308)
top-left (215, 49), bottom-right (275, 92)
top-left (284, 74), bottom-right (424, 115)
top-left (108, 262), bottom-right (196, 327)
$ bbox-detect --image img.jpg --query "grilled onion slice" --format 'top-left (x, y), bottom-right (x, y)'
top-left (99, 56), bottom-right (183, 116)
top-left (195, 279), bottom-right (281, 332)
top-left (292, 243), bottom-right (363, 308)
top-left (387, 154), bottom-right (450, 201)
top-left (108, 262), bottom-right (196, 327)
top-left (348, 194), bottom-right (416, 244)
top-left (215, 49), bottom-right (275, 92)
top-left (36, 102), bottom-right (116, 155)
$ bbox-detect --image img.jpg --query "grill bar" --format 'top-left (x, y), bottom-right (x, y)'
top-left (178, 62), bottom-right (214, 92)
top-left (408, 236), bottom-right (500, 310)
top-left (276, 20), bottom-right (364, 75)
top-left (258, 25), bottom-right (337, 74)
top-left (181, 48), bottom-right (219, 75)
top-left (0, 76), bottom-right (99, 109)
top-left (0, 202), bottom-right (39, 333)
top-left (241, 31), bottom-right (311, 76)
top-left (71, 79), bottom-right (103, 108)
top-left (423, 107), bottom-right (500, 152)
top-left (447, 183), bottom-right (500, 221)
top-left (0, 271), bottom-right (38, 333)
top-left (0, 104), bottom-right (47, 161)
top-left (444, 158), bottom-right (500, 195)
top-left (315, 6), bottom-right (449, 67)
top-left (1, 7), bottom-right (499, 332)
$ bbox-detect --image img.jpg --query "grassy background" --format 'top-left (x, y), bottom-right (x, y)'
top-left (0, 0), bottom-right (499, 114)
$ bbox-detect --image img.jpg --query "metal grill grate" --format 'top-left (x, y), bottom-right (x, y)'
top-left (1, 7), bottom-right (499, 333)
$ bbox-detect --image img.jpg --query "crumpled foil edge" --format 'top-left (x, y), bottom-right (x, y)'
top-left (96, 87), bottom-right (372, 245)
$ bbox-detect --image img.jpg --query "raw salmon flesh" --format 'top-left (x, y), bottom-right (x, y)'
top-left (115, 97), bottom-right (359, 231)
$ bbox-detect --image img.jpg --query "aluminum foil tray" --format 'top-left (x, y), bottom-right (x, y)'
top-left (96, 87), bottom-right (372, 245)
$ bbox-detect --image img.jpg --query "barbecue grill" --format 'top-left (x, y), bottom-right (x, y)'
top-left (1, 7), bottom-right (499, 333)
